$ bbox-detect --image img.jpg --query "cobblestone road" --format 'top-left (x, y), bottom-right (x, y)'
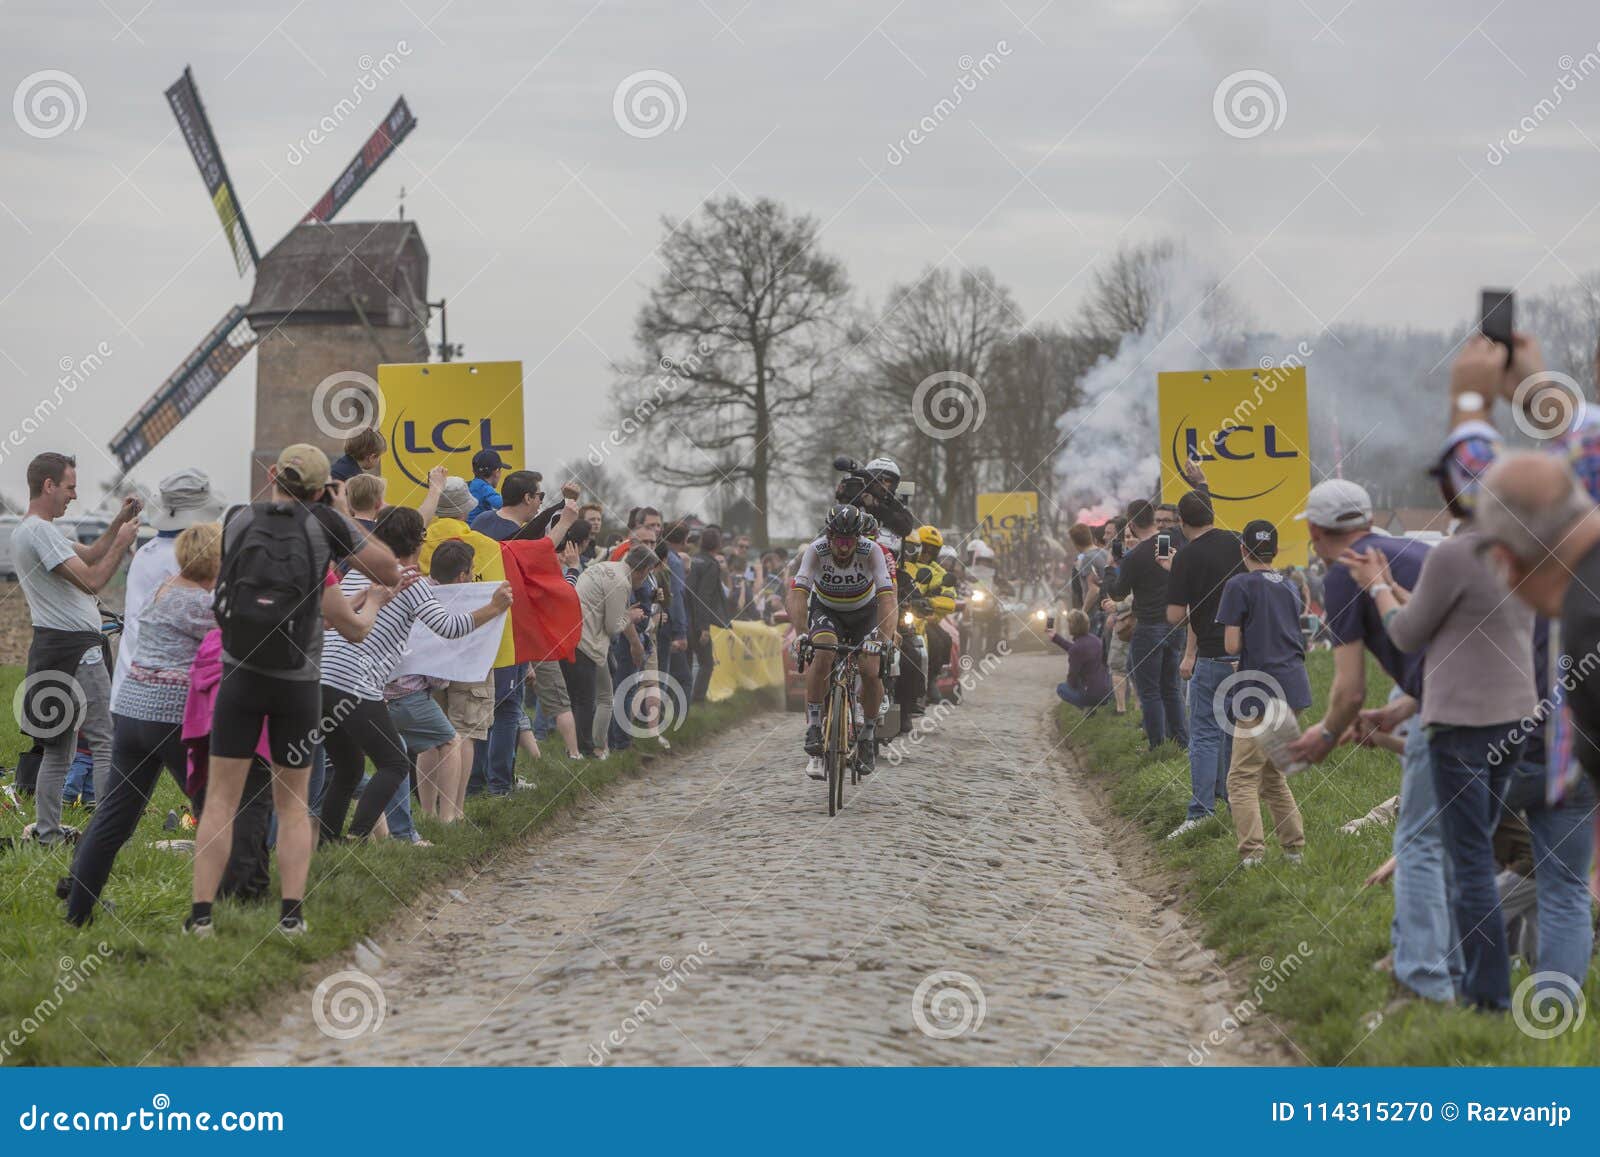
top-left (237, 652), bottom-right (1285, 1066)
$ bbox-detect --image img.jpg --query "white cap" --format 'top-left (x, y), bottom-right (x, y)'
top-left (1295, 478), bottom-right (1374, 530)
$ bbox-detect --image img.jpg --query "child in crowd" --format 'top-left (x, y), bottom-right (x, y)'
top-left (468, 450), bottom-right (506, 523)
top-left (1215, 520), bottom-right (1309, 867)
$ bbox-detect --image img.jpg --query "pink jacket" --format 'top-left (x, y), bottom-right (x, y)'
top-left (182, 629), bottom-right (270, 794)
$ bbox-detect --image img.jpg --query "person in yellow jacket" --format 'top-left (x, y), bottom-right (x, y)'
top-left (420, 477), bottom-right (518, 795)
top-left (911, 525), bottom-right (958, 693)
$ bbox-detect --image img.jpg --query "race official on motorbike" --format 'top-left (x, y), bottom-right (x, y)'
top-left (910, 525), bottom-right (958, 695)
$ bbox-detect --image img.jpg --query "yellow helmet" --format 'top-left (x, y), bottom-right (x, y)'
top-left (917, 525), bottom-right (944, 550)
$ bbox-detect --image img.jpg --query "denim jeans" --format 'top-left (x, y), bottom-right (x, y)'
top-left (1129, 623), bottom-right (1188, 750)
top-left (1392, 722), bottom-right (1461, 1003)
top-left (1428, 723), bottom-right (1516, 1009)
top-left (1505, 759), bottom-right (1597, 992)
top-left (1056, 682), bottom-right (1108, 710)
top-left (62, 747), bottom-right (95, 806)
top-left (1185, 657), bottom-right (1236, 820)
top-left (480, 664), bottom-right (527, 796)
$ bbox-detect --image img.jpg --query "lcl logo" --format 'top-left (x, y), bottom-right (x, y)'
top-left (1170, 417), bottom-right (1301, 502)
top-left (389, 413), bottom-right (514, 486)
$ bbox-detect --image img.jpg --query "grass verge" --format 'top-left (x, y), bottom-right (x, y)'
top-left (1056, 649), bottom-right (1598, 1065)
top-left (0, 673), bottom-right (779, 1067)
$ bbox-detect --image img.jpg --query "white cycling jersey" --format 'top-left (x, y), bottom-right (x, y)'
top-left (792, 536), bottom-right (894, 611)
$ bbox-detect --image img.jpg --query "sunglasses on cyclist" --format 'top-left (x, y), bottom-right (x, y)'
top-left (827, 533), bottom-right (858, 549)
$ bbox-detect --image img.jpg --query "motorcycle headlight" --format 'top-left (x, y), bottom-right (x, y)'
top-left (903, 611), bottom-right (915, 626)
top-left (971, 589), bottom-right (986, 603)
top-left (1033, 608), bottom-right (1047, 622)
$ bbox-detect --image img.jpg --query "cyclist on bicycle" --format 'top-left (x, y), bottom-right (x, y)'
top-left (787, 503), bottom-right (897, 775)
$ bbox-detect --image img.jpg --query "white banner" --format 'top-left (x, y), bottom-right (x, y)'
top-left (390, 581), bottom-right (507, 683)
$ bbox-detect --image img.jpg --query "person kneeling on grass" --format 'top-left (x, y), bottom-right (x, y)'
top-left (1051, 609), bottom-right (1111, 712)
top-left (1215, 520), bottom-right (1308, 867)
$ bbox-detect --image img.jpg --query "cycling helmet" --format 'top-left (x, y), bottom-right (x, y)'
top-left (824, 503), bottom-right (867, 537)
top-left (917, 524), bottom-right (944, 550)
top-left (863, 456), bottom-right (901, 484)
top-left (859, 512), bottom-right (880, 540)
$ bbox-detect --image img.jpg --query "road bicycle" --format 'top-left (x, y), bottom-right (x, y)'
top-left (799, 636), bottom-right (881, 816)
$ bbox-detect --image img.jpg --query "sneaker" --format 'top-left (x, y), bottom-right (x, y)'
top-left (857, 736), bottom-right (876, 776)
top-left (657, 736), bottom-right (672, 753)
top-left (1165, 818), bottom-right (1204, 840)
top-left (1240, 854), bottom-right (1265, 868)
top-left (1284, 850), bottom-right (1304, 865)
top-left (277, 916), bottom-right (309, 938)
top-left (182, 916), bottom-right (215, 938)
top-left (163, 809), bottom-right (180, 832)
top-left (803, 723), bottom-right (824, 756)
top-left (514, 777), bottom-right (537, 791)
top-left (806, 756), bottom-right (826, 781)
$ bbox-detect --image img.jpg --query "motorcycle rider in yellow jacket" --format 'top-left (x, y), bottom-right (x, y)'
top-left (910, 525), bottom-right (958, 693)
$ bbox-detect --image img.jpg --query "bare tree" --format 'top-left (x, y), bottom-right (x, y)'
top-left (1524, 274), bottom-right (1600, 393)
top-left (868, 265), bottom-right (1021, 525)
top-left (612, 196), bottom-right (852, 545)
top-left (981, 326), bottom-right (1098, 519)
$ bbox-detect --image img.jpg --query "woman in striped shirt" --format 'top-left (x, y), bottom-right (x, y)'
top-left (316, 505), bottom-right (511, 843)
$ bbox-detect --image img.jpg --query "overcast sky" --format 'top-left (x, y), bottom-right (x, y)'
top-left (5, 0), bottom-right (1600, 511)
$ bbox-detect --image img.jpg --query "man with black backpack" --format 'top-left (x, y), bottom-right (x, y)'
top-left (188, 444), bottom-right (400, 938)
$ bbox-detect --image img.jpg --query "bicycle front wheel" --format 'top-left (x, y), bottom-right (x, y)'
top-left (825, 680), bottom-right (848, 815)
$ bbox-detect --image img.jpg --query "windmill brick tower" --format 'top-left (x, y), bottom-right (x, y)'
top-left (245, 222), bottom-right (429, 494)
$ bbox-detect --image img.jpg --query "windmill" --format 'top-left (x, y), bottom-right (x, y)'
top-left (108, 67), bottom-right (421, 480)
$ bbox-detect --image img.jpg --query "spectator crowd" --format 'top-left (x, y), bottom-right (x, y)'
top-left (1050, 329), bottom-right (1600, 1015)
top-left (8, 429), bottom-right (790, 938)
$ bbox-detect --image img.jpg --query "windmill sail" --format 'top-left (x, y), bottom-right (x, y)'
top-left (109, 306), bottom-right (257, 471)
top-left (303, 98), bottom-right (417, 224)
top-left (108, 97), bottom-right (418, 472)
top-left (166, 67), bottom-right (259, 277)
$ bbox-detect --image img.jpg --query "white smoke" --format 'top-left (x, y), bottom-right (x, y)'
top-left (1056, 248), bottom-right (1468, 515)
top-left (1056, 252), bottom-right (1246, 508)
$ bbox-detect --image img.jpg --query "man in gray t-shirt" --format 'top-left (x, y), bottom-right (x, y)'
top-left (13, 453), bottom-right (141, 844)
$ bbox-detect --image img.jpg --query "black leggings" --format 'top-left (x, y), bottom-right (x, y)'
top-left (317, 687), bottom-right (411, 842)
top-left (65, 714), bottom-right (191, 925)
